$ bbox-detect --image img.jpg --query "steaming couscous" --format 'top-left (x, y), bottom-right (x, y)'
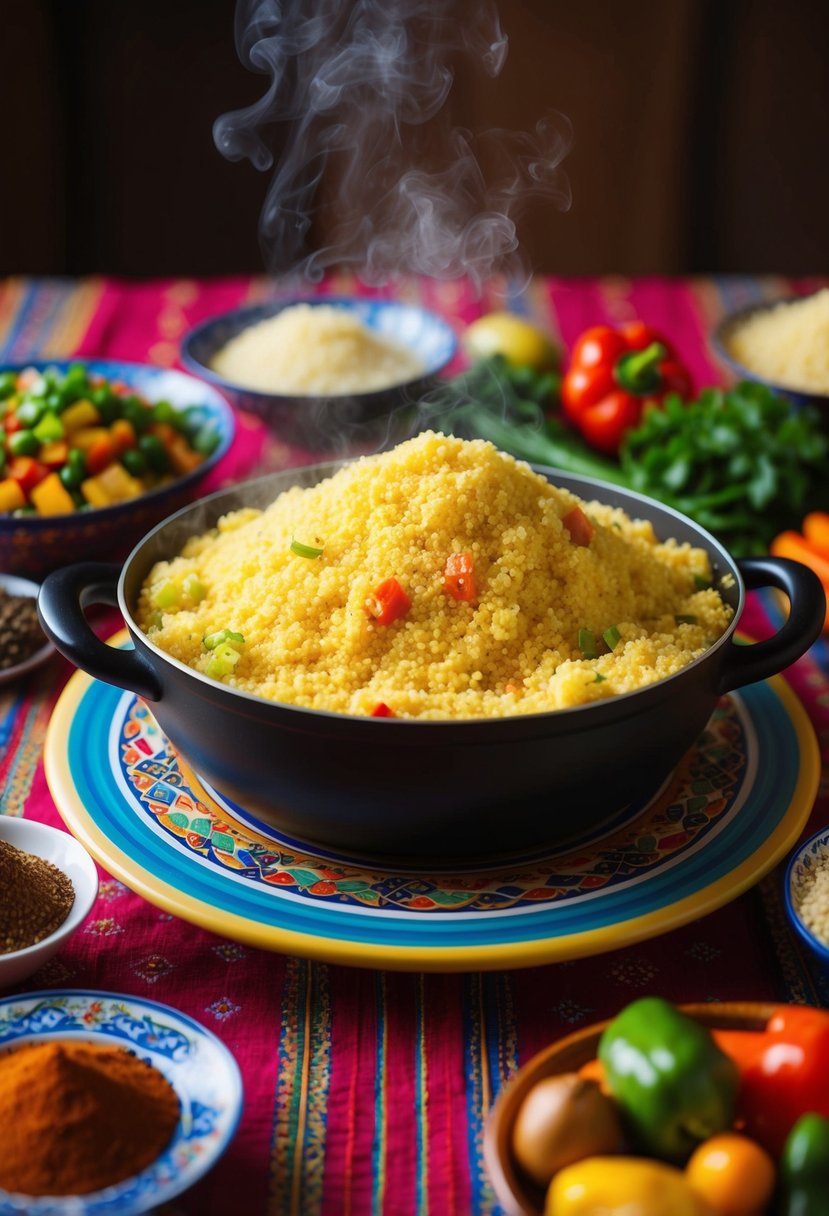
top-left (210, 303), bottom-right (424, 395)
top-left (136, 433), bottom-right (733, 719)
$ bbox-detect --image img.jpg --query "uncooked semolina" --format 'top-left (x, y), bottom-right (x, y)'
top-left (136, 433), bottom-right (733, 720)
top-left (210, 303), bottom-right (424, 394)
top-left (726, 289), bottom-right (829, 393)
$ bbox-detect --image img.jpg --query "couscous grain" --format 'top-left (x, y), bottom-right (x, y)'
top-left (794, 851), bottom-right (829, 947)
top-left (136, 433), bottom-right (733, 719)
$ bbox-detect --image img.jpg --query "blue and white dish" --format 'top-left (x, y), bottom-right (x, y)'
top-left (784, 826), bottom-right (829, 969)
top-left (181, 296), bottom-right (458, 450)
top-left (0, 989), bottom-right (243, 1215)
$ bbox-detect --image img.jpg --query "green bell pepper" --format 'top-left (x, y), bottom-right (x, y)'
top-left (597, 996), bottom-right (739, 1164)
top-left (781, 1112), bottom-right (829, 1216)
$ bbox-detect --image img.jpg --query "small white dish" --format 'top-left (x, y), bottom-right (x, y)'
top-left (0, 817), bottom-right (98, 989)
top-left (785, 824), bottom-right (829, 971)
top-left (0, 989), bottom-right (244, 1215)
top-left (0, 574), bottom-right (54, 685)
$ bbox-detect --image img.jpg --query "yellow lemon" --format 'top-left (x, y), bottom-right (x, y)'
top-left (464, 311), bottom-right (559, 371)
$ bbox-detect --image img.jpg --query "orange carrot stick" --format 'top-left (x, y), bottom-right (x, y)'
top-left (802, 512), bottom-right (829, 559)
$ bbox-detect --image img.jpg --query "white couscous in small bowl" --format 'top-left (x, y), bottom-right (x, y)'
top-left (785, 826), bottom-right (829, 970)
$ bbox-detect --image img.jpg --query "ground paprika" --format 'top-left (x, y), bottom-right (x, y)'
top-left (0, 1039), bottom-right (180, 1195)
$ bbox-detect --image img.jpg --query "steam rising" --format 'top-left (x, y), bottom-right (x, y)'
top-left (215, 0), bottom-right (571, 287)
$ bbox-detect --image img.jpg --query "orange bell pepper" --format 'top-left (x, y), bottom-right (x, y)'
top-left (365, 578), bottom-right (411, 626)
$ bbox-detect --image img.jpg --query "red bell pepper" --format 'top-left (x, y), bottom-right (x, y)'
top-left (713, 1005), bottom-right (829, 1155)
top-left (443, 552), bottom-right (477, 602)
top-left (370, 702), bottom-right (395, 717)
top-left (365, 578), bottom-right (411, 626)
top-left (7, 456), bottom-right (49, 495)
top-left (562, 506), bottom-right (595, 547)
top-left (561, 321), bottom-right (693, 455)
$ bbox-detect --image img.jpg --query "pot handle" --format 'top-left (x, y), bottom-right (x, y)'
top-left (38, 562), bottom-right (162, 702)
top-left (718, 556), bottom-right (826, 694)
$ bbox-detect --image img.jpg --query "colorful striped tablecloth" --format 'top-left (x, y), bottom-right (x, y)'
top-left (2, 274), bottom-right (829, 1216)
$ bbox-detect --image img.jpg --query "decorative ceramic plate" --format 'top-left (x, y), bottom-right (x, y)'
top-left (44, 650), bottom-right (819, 972)
top-left (0, 989), bottom-right (243, 1215)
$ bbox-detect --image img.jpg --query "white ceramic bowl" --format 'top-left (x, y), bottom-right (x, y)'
top-left (0, 817), bottom-right (98, 988)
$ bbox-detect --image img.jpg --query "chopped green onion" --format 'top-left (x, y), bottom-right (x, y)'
top-left (290, 538), bottom-right (324, 559)
top-left (203, 628), bottom-right (244, 651)
top-left (593, 672), bottom-right (606, 683)
top-left (693, 574), bottom-right (712, 590)
top-left (152, 580), bottom-right (180, 610)
top-left (578, 628), bottom-right (598, 659)
top-left (675, 614), bottom-right (698, 625)
top-left (602, 625), bottom-right (621, 650)
top-left (183, 573), bottom-right (206, 603)
top-left (148, 611), bottom-right (163, 631)
top-left (206, 641), bottom-right (243, 679)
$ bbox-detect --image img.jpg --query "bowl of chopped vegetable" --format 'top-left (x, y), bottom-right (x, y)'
top-left (784, 825), bottom-right (829, 970)
top-left (181, 296), bottom-right (458, 451)
top-left (0, 360), bottom-right (235, 580)
top-left (485, 997), bottom-right (826, 1216)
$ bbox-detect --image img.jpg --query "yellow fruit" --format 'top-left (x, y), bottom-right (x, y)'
top-left (464, 311), bottom-right (559, 371)
top-left (685, 1133), bottom-right (775, 1216)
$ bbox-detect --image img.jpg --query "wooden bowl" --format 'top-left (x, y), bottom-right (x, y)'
top-left (484, 1001), bottom-right (778, 1216)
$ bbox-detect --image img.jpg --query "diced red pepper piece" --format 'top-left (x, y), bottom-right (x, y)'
top-left (85, 434), bottom-right (116, 476)
top-left (3, 413), bottom-right (22, 434)
top-left (7, 456), bottom-right (49, 495)
top-left (562, 506), bottom-right (595, 547)
top-left (443, 552), bottom-right (477, 601)
top-left (371, 702), bottom-right (395, 717)
top-left (365, 578), bottom-right (411, 626)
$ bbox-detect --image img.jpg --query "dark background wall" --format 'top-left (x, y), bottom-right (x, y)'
top-left (3, 0), bottom-right (828, 278)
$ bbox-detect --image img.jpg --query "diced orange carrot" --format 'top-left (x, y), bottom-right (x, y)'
top-left (39, 440), bottom-right (69, 468)
top-left (802, 512), bottom-right (829, 559)
top-left (110, 418), bottom-right (136, 454)
top-left (770, 530), bottom-right (829, 585)
top-left (166, 435), bottom-right (203, 475)
top-left (562, 505), bottom-right (595, 547)
top-left (85, 434), bottom-right (116, 476)
top-left (31, 471), bottom-right (75, 516)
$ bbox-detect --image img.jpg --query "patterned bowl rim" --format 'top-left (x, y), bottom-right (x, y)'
top-left (784, 825), bottom-right (829, 963)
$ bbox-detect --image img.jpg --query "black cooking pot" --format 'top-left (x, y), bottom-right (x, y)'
top-left (37, 464), bottom-right (826, 864)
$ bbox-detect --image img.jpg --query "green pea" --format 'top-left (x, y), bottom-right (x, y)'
top-left (121, 448), bottom-right (146, 477)
top-left (15, 399), bottom-right (45, 428)
top-left (8, 429), bottom-right (40, 458)
top-left (139, 433), bottom-right (170, 474)
top-left (152, 400), bottom-right (181, 428)
top-left (121, 395), bottom-right (151, 433)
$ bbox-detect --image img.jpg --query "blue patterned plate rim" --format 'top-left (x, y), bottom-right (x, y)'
top-left (0, 988), bottom-right (243, 1216)
top-left (44, 658), bottom-right (819, 970)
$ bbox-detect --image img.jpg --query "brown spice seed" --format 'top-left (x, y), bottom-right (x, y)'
top-left (0, 839), bottom-right (75, 953)
top-left (0, 590), bottom-right (46, 671)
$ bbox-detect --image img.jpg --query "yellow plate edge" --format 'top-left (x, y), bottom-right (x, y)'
top-left (43, 636), bottom-right (820, 973)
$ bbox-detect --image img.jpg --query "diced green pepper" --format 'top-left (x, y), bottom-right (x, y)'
top-left (781, 1113), bottom-right (829, 1216)
top-left (0, 371), bottom-right (17, 399)
top-left (33, 411), bottom-right (65, 443)
top-left (603, 625), bottom-right (621, 650)
top-left (206, 641), bottom-right (243, 679)
top-left (152, 581), bottom-right (181, 610)
top-left (598, 996), bottom-right (739, 1164)
top-left (203, 628), bottom-right (244, 650)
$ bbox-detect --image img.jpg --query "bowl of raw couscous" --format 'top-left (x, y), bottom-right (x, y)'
top-left (711, 289), bottom-right (829, 414)
top-left (38, 434), bottom-right (824, 861)
top-left (181, 297), bottom-right (458, 451)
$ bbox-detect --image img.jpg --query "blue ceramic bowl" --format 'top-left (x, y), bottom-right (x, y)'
top-left (180, 296), bottom-right (458, 451)
top-left (784, 825), bottom-right (829, 970)
top-left (0, 360), bottom-right (235, 580)
top-left (710, 297), bottom-right (829, 414)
